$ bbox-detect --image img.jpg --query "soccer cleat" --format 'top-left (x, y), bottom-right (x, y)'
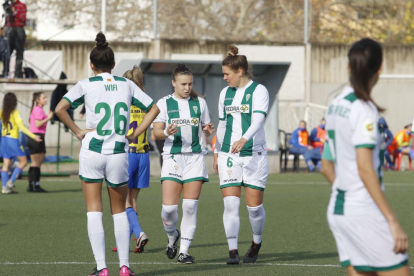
top-left (134, 232), bottom-right (149, 253)
top-left (2, 186), bottom-right (12, 194)
top-left (27, 182), bottom-right (34, 192)
top-left (34, 185), bottom-right (48, 193)
top-left (243, 241), bottom-right (262, 263)
top-left (165, 229), bottom-right (180, 259)
top-left (112, 247), bottom-right (118, 252)
top-left (226, 249), bottom-right (240, 265)
top-left (6, 180), bottom-right (17, 193)
top-left (119, 265), bottom-right (135, 276)
top-left (177, 253), bottom-right (195, 264)
top-left (88, 267), bottom-right (109, 276)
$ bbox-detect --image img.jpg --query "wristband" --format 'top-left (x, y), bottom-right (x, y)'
top-left (164, 129), bottom-right (169, 137)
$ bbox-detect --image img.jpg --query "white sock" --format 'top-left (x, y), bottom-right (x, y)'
top-left (179, 199), bottom-right (199, 254)
top-left (113, 212), bottom-right (130, 268)
top-left (87, 212), bottom-right (106, 270)
top-left (161, 204), bottom-right (179, 246)
top-left (223, 196), bottom-right (240, 251)
top-left (247, 204), bottom-right (265, 244)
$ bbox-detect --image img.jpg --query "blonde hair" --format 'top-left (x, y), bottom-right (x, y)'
top-left (123, 66), bottom-right (146, 92)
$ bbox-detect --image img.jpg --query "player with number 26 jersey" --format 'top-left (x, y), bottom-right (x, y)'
top-left (63, 73), bottom-right (153, 186)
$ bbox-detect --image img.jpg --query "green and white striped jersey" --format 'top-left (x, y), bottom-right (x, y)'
top-left (324, 86), bottom-right (383, 216)
top-left (218, 80), bottom-right (269, 157)
top-left (154, 94), bottom-right (211, 155)
top-left (63, 72), bottom-right (154, 155)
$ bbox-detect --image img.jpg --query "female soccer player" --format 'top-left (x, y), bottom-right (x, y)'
top-left (214, 45), bottom-right (269, 264)
top-left (1, 92), bottom-right (42, 194)
top-left (56, 32), bottom-right (159, 276)
top-left (27, 92), bottom-right (53, 192)
top-left (321, 38), bottom-right (409, 276)
top-left (122, 66), bottom-right (150, 253)
top-left (153, 64), bottom-right (214, 264)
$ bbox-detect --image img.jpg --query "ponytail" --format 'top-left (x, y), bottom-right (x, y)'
top-left (348, 38), bottom-right (384, 112)
top-left (123, 66), bottom-right (146, 92)
top-left (29, 92), bottom-right (43, 122)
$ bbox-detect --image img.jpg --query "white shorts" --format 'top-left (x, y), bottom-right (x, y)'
top-left (161, 153), bottom-right (209, 184)
top-left (218, 151), bottom-right (268, 191)
top-left (328, 213), bottom-right (408, 272)
top-left (79, 147), bottom-right (129, 188)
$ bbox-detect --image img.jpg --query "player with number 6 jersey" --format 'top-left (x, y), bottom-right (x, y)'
top-left (56, 32), bottom-right (159, 276)
top-left (214, 45), bottom-right (269, 265)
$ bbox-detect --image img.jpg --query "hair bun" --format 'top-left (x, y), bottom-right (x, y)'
top-left (177, 63), bottom-right (187, 68)
top-left (228, 45), bottom-right (238, 56)
top-left (95, 32), bottom-right (108, 48)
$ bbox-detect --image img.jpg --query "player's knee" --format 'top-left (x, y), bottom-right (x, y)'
top-left (223, 196), bottom-right (240, 216)
top-left (161, 204), bottom-right (178, 220)
top-left (247, 204), bottom-right (265, 218)
top-left (182, 199), bottom-right (198, 217)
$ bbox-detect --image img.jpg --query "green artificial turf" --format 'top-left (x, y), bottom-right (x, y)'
top-left (1, 171), bottom-right (413, 275)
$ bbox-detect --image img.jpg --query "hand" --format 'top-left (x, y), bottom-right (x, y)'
top-left (34, 135), bottom-right (42, 142)
top-left (166, 123), bottom-right (178, 136)
top-left (308, 146), bottom-right (314, 150)
top-left (75, 129), bottom-right (95, 141)
top-left (126, 134), bottom-right (135, 144)
top-left (231, 138), bottom-right (247, 154)
top-left (79, 113), bottom-right (85, 119)
top-left (320, 138), bottom-right (326, 143)
top-left (213, 154), bottom-right (218, 174)
top-left (389, 220), bottom-right (409, 254)
top-left (47, 111), bottom-right (54, 120)
top-left (202, 123), bottom-right (215, 137)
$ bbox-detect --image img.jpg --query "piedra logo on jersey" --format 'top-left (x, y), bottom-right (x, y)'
top-left (170, 118), bottom-right (199, 127)
top-left (225, 105), bottom-right (250, 114)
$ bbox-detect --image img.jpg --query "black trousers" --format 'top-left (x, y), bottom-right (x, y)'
top-left (6, 27), bottom-right (26, 77)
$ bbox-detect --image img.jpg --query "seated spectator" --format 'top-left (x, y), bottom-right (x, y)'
top-left (289, 120), bottom-right (322, 172)
top-left (378, 117), bottom-right (394, 170)
top-left (310, 118), bottom-right (326, 152)
top-left (387, 124), bottom-right (414, 161)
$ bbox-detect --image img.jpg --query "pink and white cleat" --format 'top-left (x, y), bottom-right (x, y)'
top-left (89, 267), bottom-right (109, 276)
top-left (119, 266), bottom-right (135, 276)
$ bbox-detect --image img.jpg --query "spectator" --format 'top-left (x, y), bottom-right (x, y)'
top-left (0, 27), bottom-right (10, 78)
top-left (4, 0), bottom-right (26, 78)
top-left (310, 118), bottom-right (326, 151)
top-left (289, 120), bottom-right (322, 171)
top-left (378, 117), bottom-right (394, 170)
top-left (387, 124), bottom-right (414, 160)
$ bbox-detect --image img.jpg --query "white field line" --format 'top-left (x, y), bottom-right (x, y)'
top-left (1, 261), bottom-right (413, 269)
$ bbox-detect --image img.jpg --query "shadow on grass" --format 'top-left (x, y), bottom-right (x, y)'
top-left (207, 251), bottom-right (338, 263)
top-left (46, 189), bottom-right (83, 193)
top-left (144, 241), bottom-right (250, 254)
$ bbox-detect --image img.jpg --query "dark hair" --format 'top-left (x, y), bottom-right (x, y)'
top-left (1, 92), bottom-right (17, 128)
top-left (123, 66), bottom-right (145, 92)
top-left (29, 92), bottom-right (43, 122)
top-left (348, 38), bottom-right (384, 112)
top-left (300, 120), bottom-right (307, 126)
top-left (89, 32), bottom-right (115, 72)
top-left (222, 45), bottom-right (253, 78)
top-left (172, 64), bottom-right (200, 100)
